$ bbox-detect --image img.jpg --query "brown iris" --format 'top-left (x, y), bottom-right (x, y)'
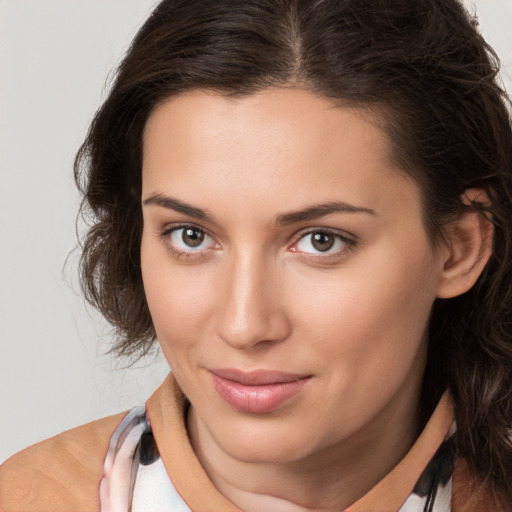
top-left (182, 228), bottom-right (205, 247)
top-left (311, 232), bottom-right (335, 252)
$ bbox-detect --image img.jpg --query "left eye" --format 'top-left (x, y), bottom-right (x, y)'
top-left (167, 227), bottom-right (217, 252)
top-left (293, 231), bottom-right (349, 254)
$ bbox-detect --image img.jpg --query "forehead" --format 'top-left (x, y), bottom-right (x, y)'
top-left (141, 88), bottom-right (420, 223)
top-left (143, 88), bottom-right (391, 161)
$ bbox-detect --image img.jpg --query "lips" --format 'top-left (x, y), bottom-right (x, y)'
top-left (209, 368), bottom-right (311, 414)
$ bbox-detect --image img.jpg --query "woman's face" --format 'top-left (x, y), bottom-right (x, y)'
top-left (141, 88), bottom-right (445, 464)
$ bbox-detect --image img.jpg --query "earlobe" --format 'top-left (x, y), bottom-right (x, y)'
top-left (436, 189), bottom-right (494, 299)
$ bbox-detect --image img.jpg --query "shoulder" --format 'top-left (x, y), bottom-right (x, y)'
top-left (0, 411), bottom-right (128, 512)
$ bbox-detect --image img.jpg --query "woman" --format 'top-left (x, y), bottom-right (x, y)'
top-left (1, 0), bottom-right (511, 510)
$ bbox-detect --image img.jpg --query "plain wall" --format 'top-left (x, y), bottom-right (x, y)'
top-left (1, 0), bottom-right (511, 463)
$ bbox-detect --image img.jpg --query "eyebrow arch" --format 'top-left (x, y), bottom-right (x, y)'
top-left (275, 201), bottom-right (376, 226)
top-left (143, 193), bottom-right (213, 222)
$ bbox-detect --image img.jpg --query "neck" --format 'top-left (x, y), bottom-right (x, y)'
top-left (188, 384), bottom-right (422, 512)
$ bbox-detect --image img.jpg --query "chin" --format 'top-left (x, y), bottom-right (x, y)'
top-left (212, 420), bottom-right (321, 464)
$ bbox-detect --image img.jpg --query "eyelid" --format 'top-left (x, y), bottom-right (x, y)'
top-left (160, 223), bottom-right (220, 259)
top-left (289, 227), bottom-right (357, 256)
top-left (161, 221), bottom-right (217, 239)
top-left (292, 226), bottom-right (356, 244)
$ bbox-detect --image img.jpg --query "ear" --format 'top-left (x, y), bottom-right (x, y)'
top-left (436, 188), bottom-right (494, 299)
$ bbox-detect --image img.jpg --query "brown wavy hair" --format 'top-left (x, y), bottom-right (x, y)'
top-left (75, 0), bottom-right (512, 495)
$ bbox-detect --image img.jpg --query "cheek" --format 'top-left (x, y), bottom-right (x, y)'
top-left (140, 236), bottom-right (217, 357)
top-left (284, 247), bottom-right (435, 435)
top-left (291, 239), bottom-right (437, 377)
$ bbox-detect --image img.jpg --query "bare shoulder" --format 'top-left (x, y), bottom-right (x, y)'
top-left (0, 411), bottom-right (127, 512)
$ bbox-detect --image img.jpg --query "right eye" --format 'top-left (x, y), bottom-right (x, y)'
top-left (162, 225), bottom-right (219, 256)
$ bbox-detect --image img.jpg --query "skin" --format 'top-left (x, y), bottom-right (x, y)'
top-left (140, 88), bottom-right (489, 511)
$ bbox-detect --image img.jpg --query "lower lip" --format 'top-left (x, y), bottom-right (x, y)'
top-left (210, 373), bottom-right (310, 414)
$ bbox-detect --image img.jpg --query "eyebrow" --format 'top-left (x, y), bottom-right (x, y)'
top-left (275, 201), bottom-right (376, 225)
top-left (142, 193), bottom-right (376, 225)
top-left (143, 194), bottom-right (213, 221)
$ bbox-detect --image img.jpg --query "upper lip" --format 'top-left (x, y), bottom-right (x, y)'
top-left (209, 368), bottom-right (311, 385)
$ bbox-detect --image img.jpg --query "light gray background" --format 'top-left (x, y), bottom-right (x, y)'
top-left (1, 0), bottom-right (511, 463)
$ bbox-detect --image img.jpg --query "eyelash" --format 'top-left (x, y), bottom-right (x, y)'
top-left (159, 224), bottom-right (356, 261)
top-left (290, 228), bottom-right (356, 259)
top-left (160, 224), bottom-right (218, 260)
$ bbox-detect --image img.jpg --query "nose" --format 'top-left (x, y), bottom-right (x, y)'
top-left (215, 251), bottom-right (291, 350)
